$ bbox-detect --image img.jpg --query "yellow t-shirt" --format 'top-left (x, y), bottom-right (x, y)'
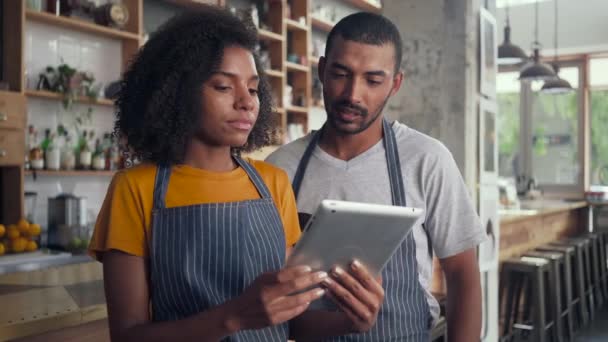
top-left (89, 158), bottom-right (301, 260)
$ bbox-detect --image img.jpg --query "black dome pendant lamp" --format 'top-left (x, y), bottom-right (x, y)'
top-left (519, 0), bottom-right (556, 82)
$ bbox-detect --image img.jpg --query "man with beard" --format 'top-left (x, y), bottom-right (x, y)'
top-left (267, 12), bottom-right (486, 342)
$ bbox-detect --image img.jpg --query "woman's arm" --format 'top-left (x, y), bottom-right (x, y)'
top-left (103, 250), bottom-right (327, 342)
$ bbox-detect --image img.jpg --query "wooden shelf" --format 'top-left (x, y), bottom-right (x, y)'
top-left (275, 107), bottom-right (286, 114)
top-left (344, 0), bottom-right (382, 13)
top-left (286, 61), bottom-right (309, 73)
top-left (258, 28), bottom-right (284, 42)
top-left (311, 17), bottom-right (334, 32)
top-left (26, 90), bottom-right (114, 106)
top-left (25, 170), bottom-right (116, 177)
top-left (264, 69), bottom-right (284, 78)
top-left (285, 18), bottom-right (309, 32)
top-left (25, 10), bottom-right (140, 42)
top-left (286, 106), bottom-right (308, 114)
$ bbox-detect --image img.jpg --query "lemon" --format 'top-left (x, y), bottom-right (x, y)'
top-left (0, 242), bottom-right (5, 255)
top-left (28, 224), bottom-right (41, 237)
top-left (7, 225), bottom-right (20, 240)
top-left (0, 224), bottom-right (5, 238)
top-left (10, 237), bottom-right (28, 253)
top-left (17, 219), bottom-right (30, 234)
top-left (25, 240), bottom-right (38, 252)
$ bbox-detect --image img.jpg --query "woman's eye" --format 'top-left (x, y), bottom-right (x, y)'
top-left (215, 86), bottom-right (231, 91)
top-left (249, 89), bottom-right (259, 95)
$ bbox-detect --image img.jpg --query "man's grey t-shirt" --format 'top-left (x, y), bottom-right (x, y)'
top-left (266, 121), bottom-right (486, 322)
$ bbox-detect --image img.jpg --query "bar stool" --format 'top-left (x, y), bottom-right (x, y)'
top-left (536, 244), bottom-right (576, 339)
top-left (500, 256), bottom-right (556, 342)
top-left (583, 233), bottom-right (604, 308)
top-left (551, 238), bottom-right (594, 325)
top-left (592, 230), bottom-right (608, 300)
top-left (524, 250), bottom-right (566, 342)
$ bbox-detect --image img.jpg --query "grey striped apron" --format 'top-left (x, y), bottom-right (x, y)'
top-left (149, 157), bottom-right (289, 341)
top-left (292, 119), bottom-right (431, 341)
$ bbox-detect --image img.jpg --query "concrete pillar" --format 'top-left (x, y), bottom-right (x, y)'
top-left (382, 0), bottom-right (480, 197)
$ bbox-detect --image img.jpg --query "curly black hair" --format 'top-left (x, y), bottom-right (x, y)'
top-left (115, 4), bottom-right (277, 165)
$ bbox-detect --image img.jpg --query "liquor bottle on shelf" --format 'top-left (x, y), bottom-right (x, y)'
top-left (78, 131), bottom-right (92, 170)
top-left (45, 133), bottom-right (60, 171)
top-left (61, 135), bottom-right (76, 170)
top-left (28, 126), bottom-right (44, 170)
top-left (92, 138), bottom-right (105, 171)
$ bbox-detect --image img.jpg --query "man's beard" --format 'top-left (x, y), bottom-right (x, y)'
top-left (325, 92), bottom-right (392, 135)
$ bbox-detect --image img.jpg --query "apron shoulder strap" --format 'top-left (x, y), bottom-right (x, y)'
top-left (152, 165), bottom-right (172, 210)
top-left (292, 132), bottom-right (321, 200)
top-left (382, 119), bottom-right (407, 207)
top-left (234, 156), bottom-right (273, 199)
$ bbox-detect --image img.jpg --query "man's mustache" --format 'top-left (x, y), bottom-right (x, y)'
top-left (332, 101), bottom-right (368, 116)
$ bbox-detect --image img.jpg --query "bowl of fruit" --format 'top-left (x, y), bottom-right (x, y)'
top-left (0, 218), bottom-right (41, 256)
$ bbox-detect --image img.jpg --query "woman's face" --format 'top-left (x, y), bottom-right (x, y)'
top-left (196, 45), bottom-right (260, 148)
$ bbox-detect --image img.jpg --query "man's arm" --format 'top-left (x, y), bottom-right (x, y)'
top-left (440, 248), bottom-right (482, 342)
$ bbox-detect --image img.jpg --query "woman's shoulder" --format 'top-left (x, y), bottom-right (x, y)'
top-left (243, 157), bottom-right (290, 186)
top-left (110, 163), bottom-right (158, 192)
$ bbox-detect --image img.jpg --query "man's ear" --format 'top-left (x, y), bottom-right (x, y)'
top-left (390, 71), bottom-right (404, 96)
top-left (318, 56), bottom-right (326, 86)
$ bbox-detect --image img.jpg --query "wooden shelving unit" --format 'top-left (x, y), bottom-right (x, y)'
top-left (264, 69), bottom-right (284, 78)
top-left (284, 18), bottom-right (309, 32)
top-left (25, 170), bottom-right (116, 177)
top-left (25, 90), bottom-right (114, 107)
top-left (0, 1), bottom-right (143, 224)
top-left (258, 28), bottom-right (284, 42)
top-left (25, 10), bottom-right (140, 42)
top-left (286, 61), bottom-right (309, 73)
top-left (286, 105), bottom-right (309, 114)
top-left (311, 16), bottom-right (334, 32)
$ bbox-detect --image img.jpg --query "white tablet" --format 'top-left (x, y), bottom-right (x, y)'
top-left (286, 200), bottom-right (424, 276)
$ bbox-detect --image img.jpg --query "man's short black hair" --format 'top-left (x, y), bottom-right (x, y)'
top-left (325, 12), bottom-right (403, 73)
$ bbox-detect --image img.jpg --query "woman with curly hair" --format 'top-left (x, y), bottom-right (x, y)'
top-left (88, 5), bottom-right (332, 341)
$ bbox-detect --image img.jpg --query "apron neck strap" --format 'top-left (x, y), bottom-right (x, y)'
top-left (291, 119), bottom-right (407, 206)
top-left (152, 156), bottom-right (273, 211)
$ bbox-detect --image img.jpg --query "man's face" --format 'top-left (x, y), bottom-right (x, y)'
top-left (319, 36), bottom-right (403, 135)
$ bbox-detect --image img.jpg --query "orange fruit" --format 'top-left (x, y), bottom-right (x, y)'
top-left (28, 224), bottom-right (41, 237)
top-left (10, 237), bottom-right (28, 253)
top-left (7, 225), bottom-right (20, 240)
top-left (17, 219), bottom-right (30, 234)
top-left (0, 224), bottom-right (5, 238)
top-left (25, 240), bottom-right (38, 252)
top-left (0, 242), bottom-right (5, 255)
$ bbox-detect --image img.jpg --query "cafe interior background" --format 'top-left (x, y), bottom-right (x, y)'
top-left (0, 0), bottom-right (607, 341)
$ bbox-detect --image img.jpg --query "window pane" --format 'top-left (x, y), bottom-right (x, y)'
top-left (497, 72), bottom-right (521, 178)
top-left (590, 58), bottom-right (608, 87)
top-left (530, 78), bottom-right (580, 185)
top-left (590, 89), bottom-right (608, 185)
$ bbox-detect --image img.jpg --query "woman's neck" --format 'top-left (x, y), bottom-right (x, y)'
top-left (182, 140), bottom-right (236, 172)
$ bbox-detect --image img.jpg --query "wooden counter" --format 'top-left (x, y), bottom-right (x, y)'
top-left (499, 200), bottom-right (589, 261)
top-left (0, 262), bottom-right (106, 341)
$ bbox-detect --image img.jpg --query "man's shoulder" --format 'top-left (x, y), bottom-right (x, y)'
top-left (392, 121), bottom-right (453, 160)
top-left (265, 134), bottom-right (313, 171)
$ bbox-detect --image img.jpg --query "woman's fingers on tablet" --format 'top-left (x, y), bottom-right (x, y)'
top-left (349, 260), bottom-right (385, 298)
top-left (324, 291), bottom-right (370, 333)
top-left (270, 287), bottom-right (326, 312)
top-left (322, 275), bottom-right (372, 322)
top-left (275, 266), bottom-right (314, 283)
